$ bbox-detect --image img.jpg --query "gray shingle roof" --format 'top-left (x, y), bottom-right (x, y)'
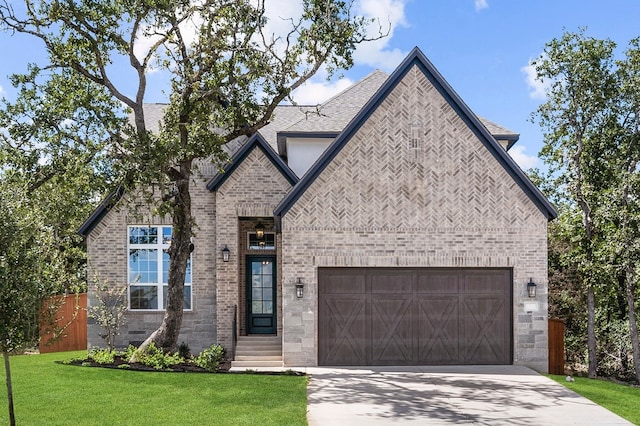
top-left (138, 71), bottom-right (519, 154)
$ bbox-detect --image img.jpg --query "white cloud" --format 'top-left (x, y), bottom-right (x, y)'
top-left (508, 145), bottom-right (539, 170)
top-left (270, 0), bottom-right (410, 104)
top-left (475, 0), bottom-right (488, 11)
top-left (0, 85), bottom-right (5, 97)
top-left (353, 0), bottom-right (410, 71)
top-left (522, 60), bottom-right (549, 100)
top-left (291, 77), bottom-right (354, 105)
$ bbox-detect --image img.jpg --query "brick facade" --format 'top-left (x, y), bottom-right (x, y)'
top-left (279, 65), bottom-right (550, 371)
top-left (85, 52), bottom-right (552, 372)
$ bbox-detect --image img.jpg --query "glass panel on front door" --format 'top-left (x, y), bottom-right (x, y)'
top-left (247, 257), bottom-right (276, 334)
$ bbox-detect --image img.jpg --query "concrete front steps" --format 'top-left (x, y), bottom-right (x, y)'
top-left (231, 335), bottom-right (283, 370)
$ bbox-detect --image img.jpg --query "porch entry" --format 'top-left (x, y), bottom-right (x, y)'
top-left (246, 256), bottom-right (276, 334)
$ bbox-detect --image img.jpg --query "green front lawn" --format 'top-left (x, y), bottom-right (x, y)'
top-left (548, 374), bottom-right (640, 425)
top-left (1, 351), bottom-right (307, 425)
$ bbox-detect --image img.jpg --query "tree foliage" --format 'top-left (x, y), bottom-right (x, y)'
top-left (0, 0), bottom-right (384, 354)
top-left (533, 29), bottom-right (640, 382)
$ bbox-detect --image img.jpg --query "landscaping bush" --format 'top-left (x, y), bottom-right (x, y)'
top-left (195, 344), bottom-right (225, 372)
top-left (134, 342), bottom-right (184, 370)
top-left (88, 348), bottom-right (117, 365)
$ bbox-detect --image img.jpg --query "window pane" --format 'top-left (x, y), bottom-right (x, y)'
top-left (262, 276), bottom-right (272, 289)
top-left (162, 285), bottom-right (192, 310)
top-left (252, 276), bottom-right (262, 288)
top-left (185, 257), bottom-right (192, 284)
top-left (261, 261), bottom-right (272, 274)
top-left (162, 250), bottom-right (170, 283)
top-left (252, 301), bottom-right (262, 314)
top-left (130, 285), bottom-right (158, 310)
top-left (129, 227), bottom-right (157, 244)
top-left (162, 227), bottom-right (172, 245)
top-left (252, 288), bottom-right (262, 301)
top-left (129, 249), bottom-right (158, 283)
top-left (183, 285), bottom-right (191, 310)
top-left (251, 262), bottom-right (261, 275)
top-left (263, 288), bottom-right (272, 301)
top-left (263, 301), bottom-right (273, 314)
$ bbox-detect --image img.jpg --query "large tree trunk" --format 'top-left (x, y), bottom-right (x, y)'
top-left (131, 162), bottom-right (192, 358)
top-left (625, 265), bottom-right (640, 383)
top-left (3, 351), bottom-right (16, 426)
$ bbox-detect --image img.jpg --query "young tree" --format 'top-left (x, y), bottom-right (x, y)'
top-left (0, 0), bottom-right (383, 354)
top-left (532, 29), bottom-right (619, 378)
top-left (0, 187), bottom-right (68, 426)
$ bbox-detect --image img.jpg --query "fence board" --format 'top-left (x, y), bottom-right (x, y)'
top-left (548, 318), bottom-right (565, 375)
top-left (39, 293), bottom-right (87, 353)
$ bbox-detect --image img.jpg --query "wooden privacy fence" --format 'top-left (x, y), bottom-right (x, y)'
top-left (548, 318), bottom-right (565, 375)
top-left (39, 293), bottom-right (87, 353)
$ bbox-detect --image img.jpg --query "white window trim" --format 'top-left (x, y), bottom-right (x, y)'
top-left (127, 225), bottom-right (192, 312)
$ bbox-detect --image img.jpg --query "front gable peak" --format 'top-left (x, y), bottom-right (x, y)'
top-left (274, 46), bottom-right (557, 221)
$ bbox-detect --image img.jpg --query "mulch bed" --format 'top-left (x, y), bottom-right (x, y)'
top-left (62, 355), bottom-right (230, 373)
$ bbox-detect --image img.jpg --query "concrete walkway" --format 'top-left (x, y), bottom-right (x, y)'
top-left (304, 366), bottom-right (632, 425)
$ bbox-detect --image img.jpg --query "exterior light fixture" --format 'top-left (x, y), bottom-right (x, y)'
top-left (527, 278), bottom-right (537, 298)
top-left (255, 221), bottom-right (265, 239)
top-left (295, 278), bottom-right (304, 299)
top-left (189, 237), bottom-right (195, 253)
top-left (222, 245), bottom-right (230, 262)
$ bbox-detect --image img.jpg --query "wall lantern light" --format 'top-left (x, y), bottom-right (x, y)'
top-left (295, 278), bottom-right (304, 299)
top-left (255, 221), bottom-right (265, 239)
top-left (222, 245), bottom-right (230, 262)
top-left (527, 278), bottom-right (537, 298)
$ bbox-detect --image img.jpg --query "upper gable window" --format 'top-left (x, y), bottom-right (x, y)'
top-left (248, 232), bottom-right (276, 250)
top-left (286, 137), bottom-right (333, 177)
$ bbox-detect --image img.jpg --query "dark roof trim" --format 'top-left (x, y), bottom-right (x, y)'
top-left (275, 46), bottom-right (557, 220)
top-left (207, 133), bottom-right (298, 191)
top-left (78, 185), bottom-right (125, 237)
top-left (276, 131), bottom-right (341, 158)
top-left (493, 134), bottom-right (520, 151)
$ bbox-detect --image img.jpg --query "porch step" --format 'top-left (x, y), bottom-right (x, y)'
top-left (231, 335), bottom-right (283, 369)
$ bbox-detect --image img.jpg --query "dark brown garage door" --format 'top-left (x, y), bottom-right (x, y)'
top-left (318, 268), bottom-right (512, 366)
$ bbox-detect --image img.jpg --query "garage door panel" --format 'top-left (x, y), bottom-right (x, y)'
top-left (370, 296), bottom-right (414, 364)
top-left (320, 270), bottom-right (366, 294)
top-left (371, 271), bottom-right (414, 294)
top-left (417, 272), bottom-right (459, 294)
top-left (463, 271), bottom-right (511, 294)
top-left (319, 295), bottom-right (367, 365)
top-left (318, 268), bottom-right (512, 366)
top-left (417, 297), bottom-right (460, 363)
top-left (463, 296), bottom-right (510, 364)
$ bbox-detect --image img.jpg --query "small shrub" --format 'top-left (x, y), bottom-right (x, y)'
top-left (89, 348), bottom-right (116, 365)
top-left (124, 344), bottom-right (137, 361)
top-left (117, 364), bottom-right (130, 370)
top-left (81, 362), bottom-right (92, 367)
top-left (135, 342), bottom-right (184, 370)
top-left (178, 342), bottom-right (191, 359)
top-left (195, 344), bottom-right (225, 372)
top-left (88, 277), bottom-right (128, 350)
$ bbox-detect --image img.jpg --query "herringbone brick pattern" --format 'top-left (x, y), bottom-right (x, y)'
top-left (281, 64), bottom-right (549, 370)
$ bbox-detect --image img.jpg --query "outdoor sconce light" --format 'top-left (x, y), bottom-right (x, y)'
top-left (295, 278), bottom-right (304, 299)
top-left (527, 278), bottom-right (537, 298)
top-left (222, 245), bottom-right (230, 262)
top-left (255, 221), bottom-right (265, 239)
top-left (189, 237), bottom-right (195, 253)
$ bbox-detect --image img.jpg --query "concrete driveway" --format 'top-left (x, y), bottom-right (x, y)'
top-left (305, 365), bottom-right (632, 425)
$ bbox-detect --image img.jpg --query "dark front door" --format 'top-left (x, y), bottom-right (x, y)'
top-left (247, 256), bottom-right (276, 334)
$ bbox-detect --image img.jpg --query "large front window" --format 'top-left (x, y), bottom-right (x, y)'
top-left (128, 226), bottom-right (192, 311)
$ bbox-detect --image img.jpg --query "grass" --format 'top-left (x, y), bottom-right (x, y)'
top-left (548, 374), bottom-right (640, 425)
top-left (1, 351), bottom-right (307, 425)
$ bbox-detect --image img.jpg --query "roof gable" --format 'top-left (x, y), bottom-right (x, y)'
top-left (275, 46), bottom-right (557, 220)
top-left (207, 133), bottom-right (298, 191)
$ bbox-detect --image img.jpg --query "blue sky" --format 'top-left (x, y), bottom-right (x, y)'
top-left (1, 0), bottom-right (639, 170)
